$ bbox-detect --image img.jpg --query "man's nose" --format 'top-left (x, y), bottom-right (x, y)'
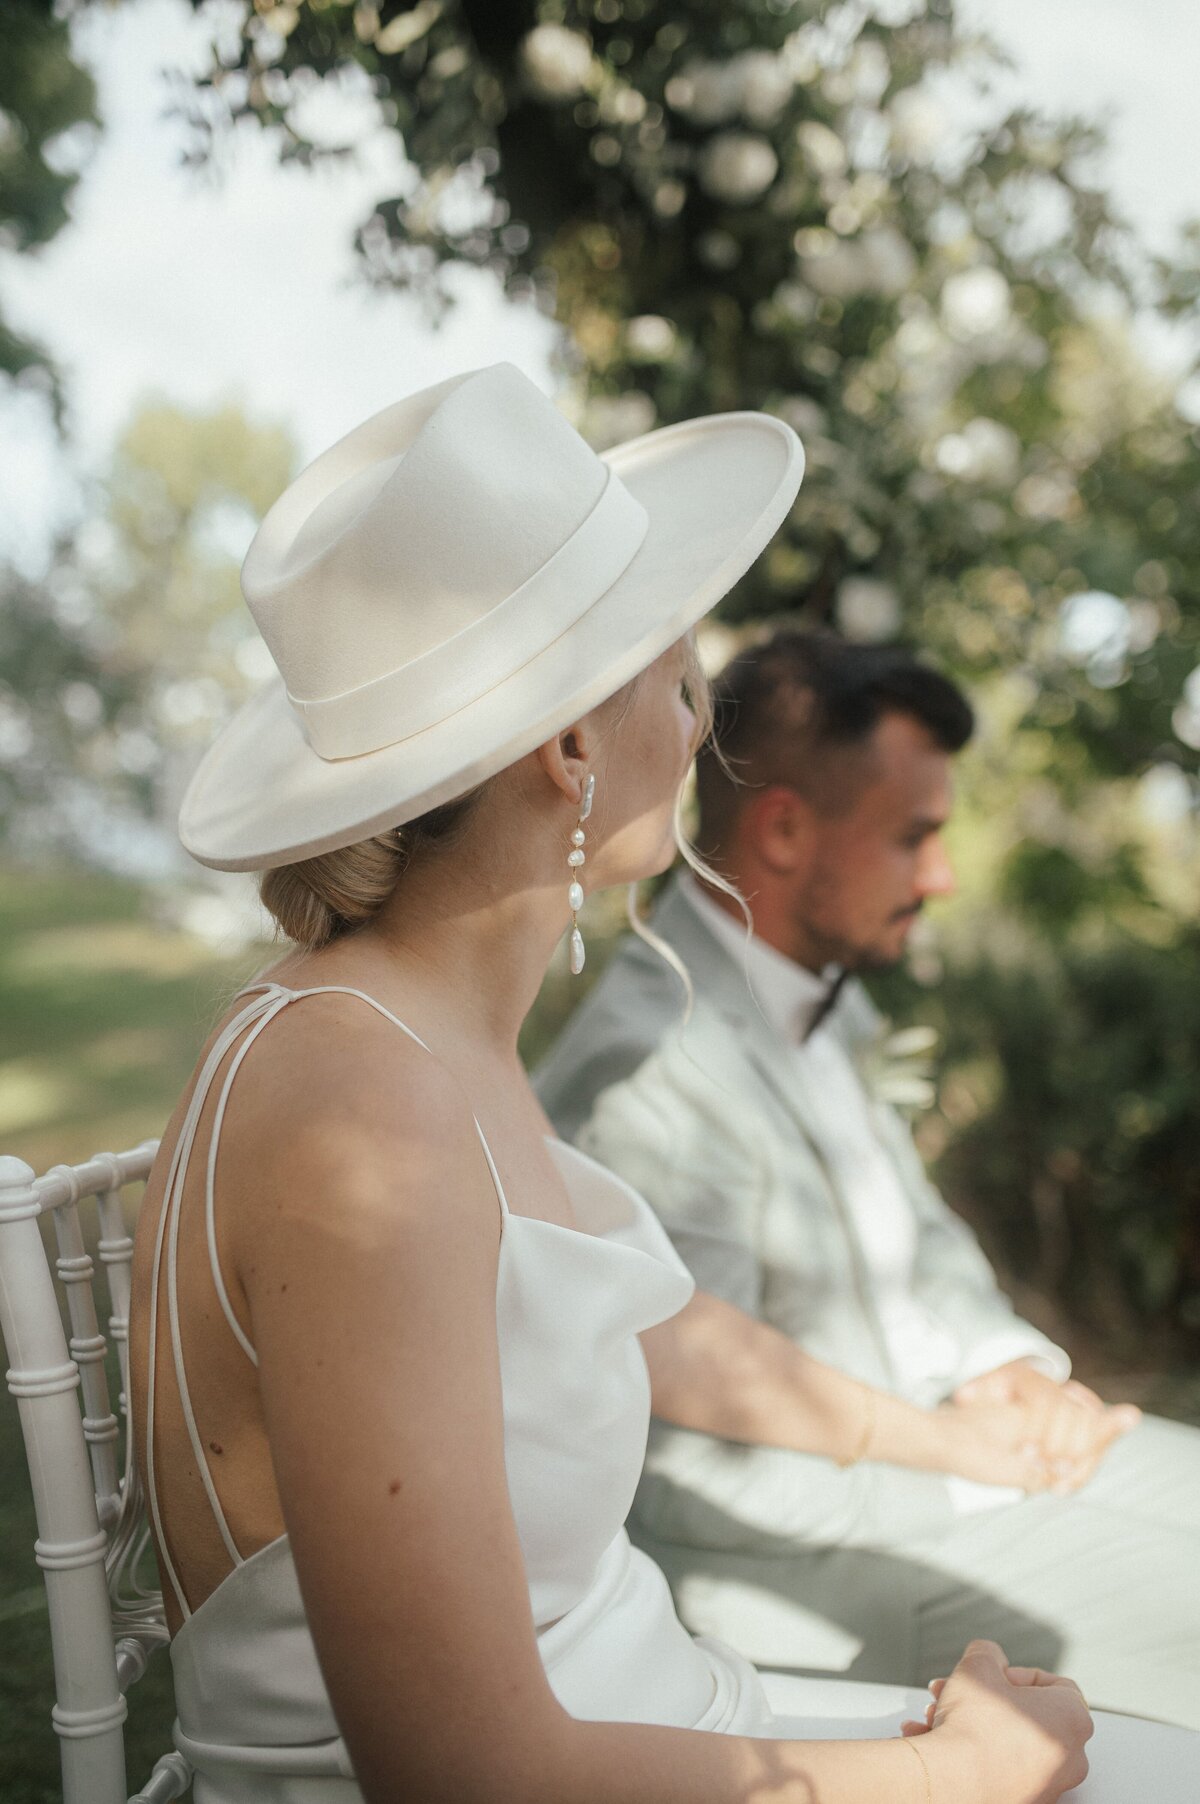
top-left (917, 834), bottom-right (956, 899)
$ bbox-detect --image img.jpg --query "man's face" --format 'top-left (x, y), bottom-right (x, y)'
top-left (789, 711), bottom-right (957, 971)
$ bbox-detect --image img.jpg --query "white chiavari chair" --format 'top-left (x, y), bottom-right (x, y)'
top-left (0, 1139), bottom-right (192, 1804)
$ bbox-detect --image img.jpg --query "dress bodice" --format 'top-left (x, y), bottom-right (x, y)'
top-left (493, 1135), bottom-right (695, 1626)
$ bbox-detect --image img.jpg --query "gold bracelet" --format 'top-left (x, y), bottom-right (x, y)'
top-left (902, 1736), bottom-right (934, 1804)
top-left (836, 1386), bottom-right (877, 1468)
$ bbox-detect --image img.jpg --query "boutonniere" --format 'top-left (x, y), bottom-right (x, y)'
top-left (855, 1022), bottom-right (939, 1112)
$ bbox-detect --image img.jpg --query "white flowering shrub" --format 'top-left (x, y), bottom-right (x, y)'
top-left (519, 23), bottom-right (593, 101)
top-left (697, 131), bottom-right (778, 205)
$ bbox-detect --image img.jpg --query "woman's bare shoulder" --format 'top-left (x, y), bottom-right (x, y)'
top-left (183, 983), bottom-right (485, 1246)
top-left (235, 982), bottom-right (467, 1139)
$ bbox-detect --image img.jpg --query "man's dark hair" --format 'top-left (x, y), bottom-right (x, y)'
top-left (695, 629), bottom-right (974, 854)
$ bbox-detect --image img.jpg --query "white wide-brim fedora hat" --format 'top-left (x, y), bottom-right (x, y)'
top-left (179, 362), bottom-right (804, 871)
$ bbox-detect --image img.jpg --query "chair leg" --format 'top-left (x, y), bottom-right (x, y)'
top-left (127, 1748), bottom-right (193, 1803)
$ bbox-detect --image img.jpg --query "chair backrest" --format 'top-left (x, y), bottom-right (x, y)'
top-left (0, 1141), bottom-right (192, 1804)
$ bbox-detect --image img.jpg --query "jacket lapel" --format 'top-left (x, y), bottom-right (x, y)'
top-left (649, 877), bottom-right (839, 1151)
top-left (649, 875), bottom-right (899, 1384)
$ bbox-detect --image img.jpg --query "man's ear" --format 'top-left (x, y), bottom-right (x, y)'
top-left (534, 720), bottom-right (593, 810)
top-left (747, 785), bottom-right (812, 875)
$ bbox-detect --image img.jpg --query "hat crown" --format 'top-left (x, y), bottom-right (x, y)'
top-left (243, 364), bottom-right (614, 707)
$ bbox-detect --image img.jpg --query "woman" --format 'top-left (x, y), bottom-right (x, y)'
top-left (129, 363), bottom-right (1183, 1801)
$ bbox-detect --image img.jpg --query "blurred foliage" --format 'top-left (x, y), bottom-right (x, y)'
top-left (0, 0), bottom-right (101, 415)
top-left (0, 548), bottom-right (136, 850)
top-left (873, 912), bottom-right (1200, 1362)
top-left (0, 400), bottom-right (296, 857)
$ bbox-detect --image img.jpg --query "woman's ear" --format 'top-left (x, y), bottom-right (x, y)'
top-left (534, 720), bottom-right (593, 809)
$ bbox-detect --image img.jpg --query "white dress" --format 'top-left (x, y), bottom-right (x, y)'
top-left (144, 981), bottom-right (1200, 1803)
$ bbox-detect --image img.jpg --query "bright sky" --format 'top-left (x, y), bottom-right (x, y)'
top-left (1, 0), bottom-right (1198, 577)
top-left (955, 0), bottom-right (1200, 256)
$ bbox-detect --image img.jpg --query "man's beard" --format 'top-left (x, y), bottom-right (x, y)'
top-left (813, 901), bottom-right (924, 975)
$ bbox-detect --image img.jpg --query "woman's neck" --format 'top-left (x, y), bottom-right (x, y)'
top-left (366, 857), bottom-right (567, 1051)
top-left (276, 813), bottom-right (572, 1058)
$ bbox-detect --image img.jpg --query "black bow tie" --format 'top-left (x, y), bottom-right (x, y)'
top-left (801, 969), bottom-right (849, 1043)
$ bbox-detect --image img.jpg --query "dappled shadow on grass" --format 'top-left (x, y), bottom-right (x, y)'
top-left (0, 868), bottom-right (267, 1170)
top-left (0, 922), bottom-right (252, 1063)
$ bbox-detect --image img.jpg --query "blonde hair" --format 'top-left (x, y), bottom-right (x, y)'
top-left (258, 792), bottom-right (481, 951)
top-left (626, 633), bottom-right (752, 1018)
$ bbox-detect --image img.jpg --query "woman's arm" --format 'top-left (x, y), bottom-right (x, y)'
top-left (229, 1003), bottom-right (1078, 1802)
top-left (640, 1288), bottom-right (1068, 1490)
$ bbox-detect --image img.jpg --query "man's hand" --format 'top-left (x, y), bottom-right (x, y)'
top-left (952, 1361), bottom-right (1141, 1495)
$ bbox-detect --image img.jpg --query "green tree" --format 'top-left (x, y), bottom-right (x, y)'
top-left (0, 1), bottom-right (110, 859)
top-left (0, 399), bottom-right (296, 857)
top-left (0, 0), bottom-right (101, 413)
top-left (76, 398), bottom-right (296, 830)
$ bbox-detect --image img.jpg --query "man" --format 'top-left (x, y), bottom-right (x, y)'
top-left (537, 629), bottom-right (1200, 1728)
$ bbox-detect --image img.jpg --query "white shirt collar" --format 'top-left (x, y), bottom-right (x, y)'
top-left (679, 872), bottom-right (839, 1045)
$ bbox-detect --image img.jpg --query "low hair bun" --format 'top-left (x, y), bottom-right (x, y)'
top-left (258, 791), bottom-right (481, 951)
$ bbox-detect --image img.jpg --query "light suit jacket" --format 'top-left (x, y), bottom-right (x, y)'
top-left (536, 873), bottom-right (1067, 1403)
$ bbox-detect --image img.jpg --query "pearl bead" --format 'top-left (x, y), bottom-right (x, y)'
top-left (567, 848), bottom-right (585, 867)
top-left (568, 881), bottom-right (584, 912)
top-left (579, 774), bottom-right (595, 822)
top-left (570, 927), bottom-right (586, 975)
top-left (571, 827), bottom-right (586, 846)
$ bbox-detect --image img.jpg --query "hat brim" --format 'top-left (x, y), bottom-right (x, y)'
top-left (178, 408), bottom-right (803, 872)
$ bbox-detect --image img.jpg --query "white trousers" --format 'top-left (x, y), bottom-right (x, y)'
top-left (633, 1415), bottom-right (1200, 1730)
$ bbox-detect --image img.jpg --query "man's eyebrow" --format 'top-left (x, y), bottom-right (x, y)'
top-left (904, 813), bottom-right (948, 835)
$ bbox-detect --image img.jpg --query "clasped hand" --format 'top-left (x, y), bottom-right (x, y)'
top-left (901, 1639), bottom-right (1093, 1804)
top-left (935, 1360), bottom-right (1141, 1495)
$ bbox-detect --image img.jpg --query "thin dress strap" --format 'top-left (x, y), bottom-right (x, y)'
top-left (144, 980), bottom-right (511, 1618)
top-left (145, 987), bottom-right (284, 1618)
top-left (233, 982), bottom-right (513, 1221)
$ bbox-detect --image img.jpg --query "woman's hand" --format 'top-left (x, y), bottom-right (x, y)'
top-left (906, 1639), bottom-right (1093, 1804)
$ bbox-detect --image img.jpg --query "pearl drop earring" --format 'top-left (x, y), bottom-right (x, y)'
top-left (566, 773), bottom-right (595, 976)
